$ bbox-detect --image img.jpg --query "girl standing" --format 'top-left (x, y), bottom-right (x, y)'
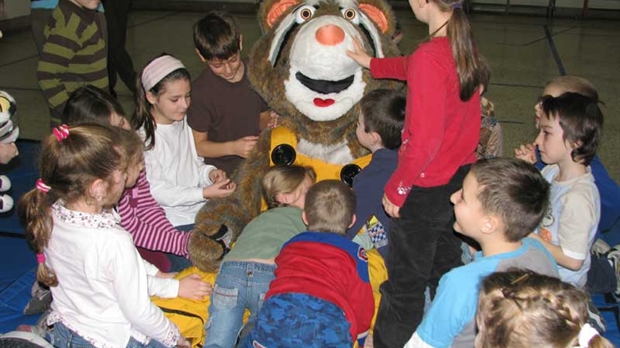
top-left (348, 0), bottom-right (490, 345)
top-left (18, 124), bottom-right (190, 348)
top-left (133, 54), bottom-right (236, 229)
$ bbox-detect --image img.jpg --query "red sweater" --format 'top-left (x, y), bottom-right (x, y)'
top-left (117, 171), bottom-right (191, 256)
top-left (370, 37), bottom-right (480, 207)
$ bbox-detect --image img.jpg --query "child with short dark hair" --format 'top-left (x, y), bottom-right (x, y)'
top-left (476, 270), bottom-right (614, 348)
top-left (404, 158), bottom-right (558, 348)
top-left (241, 180), bottom-right (374, 347)
top-left (188, 11), bottom-right (270, 176)
top-left (516, 92), bottom-right (603, 289)
top-left (347, 88), bottom-right (405, 258)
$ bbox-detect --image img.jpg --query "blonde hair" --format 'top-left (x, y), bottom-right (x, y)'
top-left (17, 124), bottom-right (128, 287)
top-left (304, 180), bottom-right (356, 235)
top-left (262, 165), bottom-right (316, 209)
top-left (116, 128), bottom-right (144, 169)
top-left (546, 76), bottom-right (599, 101)
top-left (476, 270), bottom-right (614, 348)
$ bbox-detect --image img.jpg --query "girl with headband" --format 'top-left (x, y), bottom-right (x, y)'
top-left (476, 270), bottom-right (614, 348)
top-left (18, 124), bottom-right (198, 348)
top-left (132, 54), bottom-right (236, 235)
top-left (347, 0), bottom-right (490, 345)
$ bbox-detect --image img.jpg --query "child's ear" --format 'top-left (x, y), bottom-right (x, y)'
top-left (275, 192), bottom-right (291, 205)
top-left (481, 215), bottom-right (499, 235)
top-left (348, 214), bottom-right (357, 229)
top-left (301, 211), bottom-right (309, 226)
top-left (194, 48), bottom-right (207, 63)
top-left (89, 179), bottom-right (107, 202)
top-left (370, 131), bottom-right (382, 146)
top-left (239, 35), bottom-right (243, 52)
top-left (145, 90), bottom-right (158, 105)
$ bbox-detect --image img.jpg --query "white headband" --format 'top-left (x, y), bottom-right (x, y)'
top-left (577, 323), bottom-right (599, 347)
top-left (141, 55), bottom-right (186, 92)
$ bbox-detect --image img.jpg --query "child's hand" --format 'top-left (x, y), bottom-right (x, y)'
top-left (176, 335), bottom-right (191, 347)
top-left (0, 142), bottom-right (18, 164)
top-left (232, 136), bottom-right (259, 158)
top-left (156, 271), bottom-right (178, 279)
top-left (267, 111), bottom-right (279, 129)
top-left (208, 169), bottom-right (227, 184)
top-left (382, 194), bottom-right (401, 218)
top-left (178, 274), bottom-right (212, 300)
top-left (346, 37), bottom-right (371, 69)
top-left (514, 143), bottom-right (536, 164)
top-left (202, 179), bottom-right (236, 199)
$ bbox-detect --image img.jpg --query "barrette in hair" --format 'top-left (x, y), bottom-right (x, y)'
top-left (510, 273), bottom-right (529, 285)
top-left (36, 253), bottom-right (46, 264)
top-left (52, 124), bottom-right (70, 142)
top-left (36, 179), bottom-right (51, 193)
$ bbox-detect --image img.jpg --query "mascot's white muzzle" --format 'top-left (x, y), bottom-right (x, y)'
top-left (284, 15), bottom-right (367, 122)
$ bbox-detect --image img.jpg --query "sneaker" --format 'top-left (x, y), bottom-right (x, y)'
top-left (592, 239), bottom-right (611, 256)
top-left (23, 282), bottom-right (52, 315)
top-left (606, 246), bottom-right (620, 295)
top-left (586, 299), bottom-right (607, 333)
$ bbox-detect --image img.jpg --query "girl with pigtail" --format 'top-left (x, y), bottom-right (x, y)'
top-left (132, 54), bottom-right (236, 236)
top-left (18, 124), bottom-right (193, 348)
top-left (347, 0), bottom-right (490, 345)
top-left (476, 270), bottom-right (614, 348)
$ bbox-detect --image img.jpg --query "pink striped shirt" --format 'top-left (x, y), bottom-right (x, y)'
top-left (117, 171), bottom-right (191, 257)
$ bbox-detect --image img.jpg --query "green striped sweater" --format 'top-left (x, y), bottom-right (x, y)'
top-left (36, 0), bottom-right (108, 124)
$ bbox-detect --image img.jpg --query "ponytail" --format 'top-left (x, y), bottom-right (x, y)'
top-left (443, 2), bottom-right (490, 101)
top-left (18, 187), bottom-right (58, 287)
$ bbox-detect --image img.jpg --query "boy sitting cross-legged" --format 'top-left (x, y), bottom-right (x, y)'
top-left (405, 158), bottom-right (559, 348)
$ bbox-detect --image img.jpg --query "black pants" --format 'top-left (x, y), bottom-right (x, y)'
top-left (373, 165), bottom-right (469, 348)
top-left (101, 0), bottom-right (137, 96)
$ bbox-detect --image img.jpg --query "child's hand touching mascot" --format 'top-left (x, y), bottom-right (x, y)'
top-left (190, 0), bottom-right (402, 272)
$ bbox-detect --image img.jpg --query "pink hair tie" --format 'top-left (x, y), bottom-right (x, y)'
top-left (52, 124), bottom-right (70, 142)
top-left (35, 179), bottom-right (51, 193)
top-left (36, 253), bottom-right (45, 264)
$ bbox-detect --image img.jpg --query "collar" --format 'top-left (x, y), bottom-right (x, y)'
top-left (52, 200), bottom-right (119, 230)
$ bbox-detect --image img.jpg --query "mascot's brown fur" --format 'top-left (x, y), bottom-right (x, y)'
top-left (190, 0), bottom-right (402, 272)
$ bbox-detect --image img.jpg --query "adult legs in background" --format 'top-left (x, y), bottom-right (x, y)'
top-left (373, 166), bottom-right (469, 348)
top-left (101, 0), bottom-right (137, 97)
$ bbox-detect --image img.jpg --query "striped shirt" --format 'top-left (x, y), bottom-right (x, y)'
top-left (36, 0), bottom-right (108, 124)
top-left (118, 171), bottom-right (192, 257)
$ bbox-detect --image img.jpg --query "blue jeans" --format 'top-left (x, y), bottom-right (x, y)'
top-left (167, 223), bottom-right (194, 272)
top-left (48, 322), bottom-right (168, 348)
top-left (204, 261), bottom-right (276, 348)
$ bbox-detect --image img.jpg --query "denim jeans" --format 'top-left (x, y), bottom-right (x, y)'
top-left (48, 322), bottom-right (168, 348)
top-left (204, 261), bottom-right (276, 348)
top-left (373, 165), bottom-right (469, 348)
top-left (167, 223), bottom-right (194, 272)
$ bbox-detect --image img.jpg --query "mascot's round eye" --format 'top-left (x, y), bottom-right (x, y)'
top-left (341, 8), bottom-right (360, 24)
top-left (295, 5), bottom-right (316, 23)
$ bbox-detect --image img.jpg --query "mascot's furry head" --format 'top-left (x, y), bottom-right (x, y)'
top-left (190, 0), bottom-right (402, 272)
top-left (0, 90), bottom-right (19, 213)
top-left (248, 0), bottom-right (401, 147)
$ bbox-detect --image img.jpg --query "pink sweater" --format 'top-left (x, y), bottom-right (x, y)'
top-left (118, 171), bottom-right (191, 257)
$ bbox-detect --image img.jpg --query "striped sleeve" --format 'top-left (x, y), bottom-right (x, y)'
top-left (118, 172), bottom-right (191, 257)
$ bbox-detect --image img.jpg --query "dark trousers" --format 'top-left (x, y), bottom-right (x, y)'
top-left (373, 165), bottom-right (469, 348)
top-left (101, 0), bottom-right (137, 96)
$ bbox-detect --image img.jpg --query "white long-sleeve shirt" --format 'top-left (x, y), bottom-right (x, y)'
top-left (46, 201), bottom-right (180, 348)
top-left (142, 117), bottom-right (216, 226)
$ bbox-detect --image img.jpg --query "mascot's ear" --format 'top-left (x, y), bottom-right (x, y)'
top-left (357, 0), bottom-right (396, 35)
top-left (259, 0), bottom-right (301, 32)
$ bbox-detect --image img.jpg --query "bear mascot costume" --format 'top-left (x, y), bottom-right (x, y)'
top-left (189, 0), bottom-right (402, 272)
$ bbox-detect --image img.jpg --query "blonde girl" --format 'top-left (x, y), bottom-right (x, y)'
top-left (205, 165), bottom-right (316, 348)
top-left (476, 270), bottom-right (613, 348)
top-left (18, 124), bottom-right (189, 348)
top-left (347, 0), bottom-right (490, 345)
top-left (133, 54), bottom-right (236, 228)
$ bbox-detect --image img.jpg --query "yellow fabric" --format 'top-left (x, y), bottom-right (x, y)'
top-left (367, 248), bottom-right (387, 334)
top-left (151, 267), bottom-right (250, 348)
top-left (269, 126), bottom-right (372, 182)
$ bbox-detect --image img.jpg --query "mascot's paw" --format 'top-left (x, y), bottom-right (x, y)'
top-left (0, 194), bottom-right (13, 213)
top-left (189, 224), bottom-right (233, 272)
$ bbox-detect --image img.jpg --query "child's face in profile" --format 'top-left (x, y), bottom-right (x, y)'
top-left (450, 172), bottom-right (486, 238)
top-left (69, 0), bottom-right (100, 10)
top-left (110, 113), bottom-right (131, 131)
top-left (355, 113), bottom-right (372, 150)
top-left (534, 114), bottom-right (574, 166)
top-left (125, 156), bottom-right (145, 189)
top-left (279, 175), bottom-right (314, 210)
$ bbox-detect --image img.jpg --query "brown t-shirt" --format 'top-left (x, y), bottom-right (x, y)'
top-left (187, 58), bottom-right (268, 175)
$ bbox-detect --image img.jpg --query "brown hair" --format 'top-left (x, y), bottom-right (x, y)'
top-left (63, 85), bottom-right (128, 127)
top-left (476, 270), bottom-right (614, 348)
top-left (359, 89), bottom-right (406, 150)
top-left (304, 180), bottom-right (356, 235)
top-left (193, 11), bottom-right (241, 61)
top-left (470, 158), bottom-right (550, 242)
top-left (262, 165), bottom-right (316, 209)
top-left (540, 92), bottom-right (603, 166)
top-left (17, 124), bottom-right (127, 287)
top-left (430, 0), bottom-right (490, 101)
